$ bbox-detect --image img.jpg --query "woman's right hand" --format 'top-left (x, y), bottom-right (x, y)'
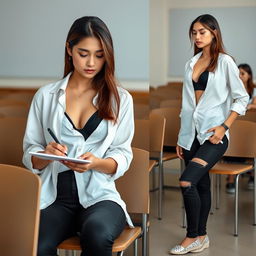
top-left (44, 142), bottom-right (68, 156)
top-left (176, 145), bottom-right (184, 159)
top-left (32, 142), bottom-right (68, 170)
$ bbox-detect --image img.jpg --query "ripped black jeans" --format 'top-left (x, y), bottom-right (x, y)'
top-left (180, 135), bottom-right (228, 238)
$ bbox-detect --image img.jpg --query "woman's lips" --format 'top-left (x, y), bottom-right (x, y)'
top-left (84, 69), bottom-right (95, 74)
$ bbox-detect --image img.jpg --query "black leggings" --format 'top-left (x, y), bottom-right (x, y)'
top-left (180, 135), bottom-right (228, 238)
top-left (37, 170), bottom-right (126, 256)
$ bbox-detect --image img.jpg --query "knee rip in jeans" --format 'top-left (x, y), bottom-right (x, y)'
top-left (191, 157), bottom-right (208, 167)
top-left (180, 181), bottom-right (191, 187)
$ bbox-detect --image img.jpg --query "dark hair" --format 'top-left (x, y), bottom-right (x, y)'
top-left (238, 63), bottom-right (255, 97)
top-left (64, 16), bottom-right (120, 122)
top-left (189, 14), bottom-right (227, 72)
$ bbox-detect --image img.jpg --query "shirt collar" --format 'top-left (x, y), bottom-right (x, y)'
top-left (50, 72), bottom-right (99, 107)
top-left (189, 51), bottom-right (203, 69)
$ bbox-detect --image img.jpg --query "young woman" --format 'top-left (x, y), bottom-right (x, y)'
top-left (226, 63), bottom-right (255, 193)
top-left (23, 16), bottom-right (134, 256)
top-left (170, 14), bottom-right (249, 255)
top-left (239, 63), bottom-right (256, 110)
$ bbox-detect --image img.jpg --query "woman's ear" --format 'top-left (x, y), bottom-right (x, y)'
top-left (66, 42), bottom-right (72, 57)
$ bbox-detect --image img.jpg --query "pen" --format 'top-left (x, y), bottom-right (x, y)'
top-left (47, 128), bottom-right (68, 156)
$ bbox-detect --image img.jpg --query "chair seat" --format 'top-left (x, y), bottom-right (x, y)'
top-left (149, 159), bottom-right (157, 172)
top-left (210, 162), bottom-right (253, 175)
top-left (57, 226), bottom-right (142, 252)
top-left (162, 152), bottom-right (178, 161)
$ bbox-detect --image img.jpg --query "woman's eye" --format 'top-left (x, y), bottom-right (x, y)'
top-left (79, 54), bottom-right (87, 57)
top-left (96, 55), bottom-right (104, 58)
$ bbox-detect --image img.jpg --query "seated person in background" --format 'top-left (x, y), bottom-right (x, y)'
top-left (226, 63), bottom-right (255, 193)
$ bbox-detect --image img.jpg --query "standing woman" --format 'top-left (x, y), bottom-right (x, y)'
top-left (23, 16), bottom-right (134, 256)
top-left (170, 14), bottom-right (249, 255)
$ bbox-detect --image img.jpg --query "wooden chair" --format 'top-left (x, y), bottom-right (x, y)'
top-left (237, 109), bottom-right (256, 122)
top-left (150, 107), bottom-right (182, 218)
top-left (57, 148), bottom-right (149, 256)
top-left (0, 98), bottom-right (29, 107)
top-left (0, 164), bottom-right (41, 256)
top-left (160, 99), bottom-right (182, 108)
top-left (0, 92), bottom-right (34, 104)
top-left (134, 103), bottom-right (149, 120)
top-left (0, 105), bottom-right (29, 117)
top-left (0, 117), bottom-right (27, 166)
top-left (209, 120), bottom-right (256, 236)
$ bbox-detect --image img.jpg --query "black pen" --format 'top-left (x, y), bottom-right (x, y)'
top-left (47, 128), bottom-right (68, 156)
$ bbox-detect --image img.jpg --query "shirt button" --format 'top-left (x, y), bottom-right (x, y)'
top-left (77, 147), bottom-right (82, 151)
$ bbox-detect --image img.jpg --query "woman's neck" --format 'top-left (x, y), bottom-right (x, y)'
top-left (69, 71), bottom-right (93, 92)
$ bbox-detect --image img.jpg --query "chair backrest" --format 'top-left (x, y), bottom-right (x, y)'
top-left (132, 119), bottom-right (149, 151)
top-left (0, 117), bottom-right (27, 166)
top-left (116, 148), bottom-right (149, 214)
top-left (149, 112), bottom-right (166, 153)
top-left (0, 99), bottom-right (29, 107)
top-left (150, 107), bottom-right (180, 146)
top-left (225, 120), bottom-right (256, 158)
top-left (1, 92), bottom-right (34, 105)
top-left (0, 105), bottom-right (29, 118)
top-left (134, 103), bottom-right (149, 120)
top-left (160, 99), bottom-right (182, 108)
top-left (0, 164), bottom-right (41, 256)
top-left (237, 110), bottom-right (256, 122)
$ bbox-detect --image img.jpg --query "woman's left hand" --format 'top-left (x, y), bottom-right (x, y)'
top-left (61, 152), bottom-right (99, 173)
top-left (207, 125), bottom-right (226, 144)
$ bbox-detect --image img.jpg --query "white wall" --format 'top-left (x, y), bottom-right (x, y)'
top-left (150, 0), bottom-right (256, 86)
top-left (0, 0), bottom-right (149, 90)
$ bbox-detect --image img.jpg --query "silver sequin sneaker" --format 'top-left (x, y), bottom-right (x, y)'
top-left (169, 239), bottom-right (201, 255)
top-left (191, 235), bottom-right (209, 253)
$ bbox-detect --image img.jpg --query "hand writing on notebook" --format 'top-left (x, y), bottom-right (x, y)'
top-left (44, 142), bottom-right (68, 161)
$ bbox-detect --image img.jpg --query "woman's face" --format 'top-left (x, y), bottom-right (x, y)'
top-left (239, 68), bottom-right (250, 86)
top-left (67, 36), bottom-right (105, 80)
top-left (192, 22), bottom-right (214, 49)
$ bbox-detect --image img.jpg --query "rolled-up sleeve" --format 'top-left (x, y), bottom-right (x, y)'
top-left (104, 91), bottom-right (134, 181)
top-left (22, 92), bottom-right (47, 174)
top-left (225, 57), bottom-right (249, 115)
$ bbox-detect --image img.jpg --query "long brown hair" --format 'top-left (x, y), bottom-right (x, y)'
top-left (189, 14), bottom-right (227, 72)
top-left (238, 63), bottom-right (255, 97)
top-left (64, 16), bottom-right (120, 122)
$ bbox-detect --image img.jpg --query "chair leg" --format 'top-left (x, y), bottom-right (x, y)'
top-left (158, 159), bottom-right (163, 220)
top-left (133, 238), bottom-right (138, 256)
top-left (142, 214), bottom-right (148, 256)
top-left (234, 174), bottom-right (240, 236)
top-left (210, 173), bottom-right (215, 215)
top-left (216, 174), bottom-right (220, 209)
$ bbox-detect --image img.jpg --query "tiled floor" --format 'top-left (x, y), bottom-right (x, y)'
top-left (149, 172), bottom-right (256, 256)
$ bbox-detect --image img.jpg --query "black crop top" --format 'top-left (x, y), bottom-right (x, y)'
top-left (192, 70), bottom-right (209, 91)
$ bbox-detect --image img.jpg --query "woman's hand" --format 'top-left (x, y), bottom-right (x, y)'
top-left (32, 142), bottom-right (68, 170)
top-left (44, 142), bottom-right (68, 157)
top-left (62, 152), bottom-right (99, 173)
top-left (207, 126), bottom-right (226, 144)
top-left (176, 145), bottom-right (184, 159)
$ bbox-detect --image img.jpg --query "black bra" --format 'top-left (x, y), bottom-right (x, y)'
top-left (192, 70), bottom-right (209, 91)
top-left (64, 111), bottom-right (102, 141)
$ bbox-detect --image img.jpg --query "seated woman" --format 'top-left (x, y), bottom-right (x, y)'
top-left (226, 63), bottom-right (255, 193)
top-left (23, 16), bottom-right (134, 256)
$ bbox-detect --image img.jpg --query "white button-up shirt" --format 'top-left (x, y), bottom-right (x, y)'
top-left (178, 52), bottom-right (249, 150)
top-left (23, 73), bottom-right (134, 227)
